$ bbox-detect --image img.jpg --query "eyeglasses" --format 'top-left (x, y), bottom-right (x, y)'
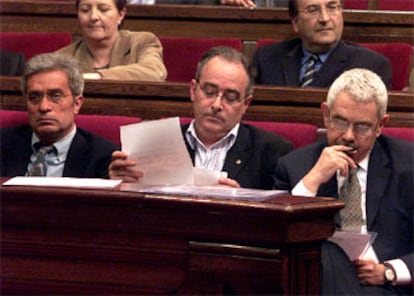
top-left (196, 80), bottom-right (247, 104)
top-left (27, 91), bottom-right (71, 104)
top-left (298, 2), bottom-right (343, 18)
top-left (329, 116), bottom-right (377, 136)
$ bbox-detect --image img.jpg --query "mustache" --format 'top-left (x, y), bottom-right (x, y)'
top-left (337, 140), bottom-right (359, 151)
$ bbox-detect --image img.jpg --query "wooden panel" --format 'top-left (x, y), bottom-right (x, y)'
top-left (1, 181), bottom-right (343, 294)
top-left (0, 0), bottom-right (413, 44)
top-left (1, 76), bottom-right (413, 128)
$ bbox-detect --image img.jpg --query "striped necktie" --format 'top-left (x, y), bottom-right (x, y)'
top-left (300, 54), bottom-right (319, 87)
top-left (28, 145), bottom-right (55, 176)
top-left (338, 167), bottom-right (363, 231)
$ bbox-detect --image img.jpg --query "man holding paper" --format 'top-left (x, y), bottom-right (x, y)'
top-left (109, 46), bottom-right (293, 189)
top-left (273, 68), bottom-right (413, 294)
top-left (0, 53), bottom-right (118, 178)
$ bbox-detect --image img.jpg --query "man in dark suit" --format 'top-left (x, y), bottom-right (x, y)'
top-left (253, 0), bottom-right (392, 89)
top-left (273, 68), bottom-right (413, 295)
top-left (109, 46), bottom-right (293, 189)
top-left (0, 50), bottom-right (26, 76)
top-left (0, 53), bottom-right (118, 178)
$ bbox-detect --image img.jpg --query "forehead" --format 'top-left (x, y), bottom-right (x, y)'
top-left (200, 57), bottom-right (249, 88)
top-left (27, 69), bottom-right (70, 89)
top-left (79, 0), bottom-right (116, 6)
top-left (297, 0), bottom-right (338, 6)
top-left (330, 91), bottom-right (378, 121)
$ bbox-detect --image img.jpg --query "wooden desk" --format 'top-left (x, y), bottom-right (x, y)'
top-left (0, 180), bottom-right (343, 294)
top-left (1, 0), bottom-right (413, 45)
top-left (1, 76), bottom-right (413, 128)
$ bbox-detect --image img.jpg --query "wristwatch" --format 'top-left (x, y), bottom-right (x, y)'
top-left (383, 263), bottom-right (396, 283)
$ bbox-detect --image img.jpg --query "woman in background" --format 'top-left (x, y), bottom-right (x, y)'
top-left (57, 0), bottom-right (167, 81)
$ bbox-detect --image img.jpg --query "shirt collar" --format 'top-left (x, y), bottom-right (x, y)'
top-left (32, 125), bottom-right (77, 158)
top-left (185, 119), bottom-right (239, 150)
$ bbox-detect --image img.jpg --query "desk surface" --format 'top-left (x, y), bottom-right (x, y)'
top-left (1, 180), bottom-right (343, 294)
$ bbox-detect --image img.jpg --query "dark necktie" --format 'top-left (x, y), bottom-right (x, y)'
top-left (338, 167), bottom-right (363, 231)
top-left (28, 145), bottom-right (55, 176)
top-left (300, 54), bottom-right (319, 87)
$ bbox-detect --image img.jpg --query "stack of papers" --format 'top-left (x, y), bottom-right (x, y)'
top-left (3, 177), bottom-right (122, 190)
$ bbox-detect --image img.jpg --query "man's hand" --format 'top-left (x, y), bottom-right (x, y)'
top-left (302, 145), bottom-right (357, 193)
top-left (353, 259), bottom-right (387, 286)
top-left (220, 0), bottom-right (255, 8)
top-left (108, 151), bottom-right (143, 183)
top-left (218, 177), bottom-right (240, 188)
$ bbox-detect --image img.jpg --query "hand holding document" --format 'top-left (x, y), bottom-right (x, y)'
top-left (120, 117), bottom-right (226, 186)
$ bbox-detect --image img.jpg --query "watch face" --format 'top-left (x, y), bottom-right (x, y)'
top-left (385, 266), bottom-right (395, 282)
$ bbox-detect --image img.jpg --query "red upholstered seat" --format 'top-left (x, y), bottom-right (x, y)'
top-left (243, 120), bottom-right (318, 148)
top-left (0, 109), bottom-right (141, 145)
top-left (344, 0), bottom-right (369, 9)
top-left (379, 0), bottom-right (414, 11)
top-left (160, 37), bottom-right (243, 82)
top-left (0, 32), bottom-right (72, 60)
top-left (179, 117), bottom-right (317, 148)
top-left (359, 42), bottom-right (413, 90)
top-left (382, 127), bottom-right (414, 142)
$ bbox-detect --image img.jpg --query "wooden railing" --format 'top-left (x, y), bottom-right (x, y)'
top-left (1, 76), bottom-right (413, 128)
top-left (0, 0), bottom-right (413, 48)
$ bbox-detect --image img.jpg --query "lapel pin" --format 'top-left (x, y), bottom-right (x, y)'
top-left (235, 159), bottom-right (242, 165)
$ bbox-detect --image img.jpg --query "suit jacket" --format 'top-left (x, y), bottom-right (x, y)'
top-left (253, 39), bottom-right (392, 89)
top-left (182, 122), bottom-right (293, 189)
top-left (0, 125), bottom-right (119, 178)
top-left (56, 30), bottom-right (167, 81)
top-left (0, 50), bottom-right (26, 76)
top-left (273, 136), bottom-right (414, 292)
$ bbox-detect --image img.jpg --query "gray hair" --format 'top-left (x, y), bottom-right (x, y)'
top-left (21, 53), bottom-right (84, 99)
top-left (326, 68), bottom-right (388, 119)
top-left (195, 46), bottom-right (254, 96)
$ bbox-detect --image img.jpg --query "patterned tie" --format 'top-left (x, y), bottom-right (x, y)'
top-left (28, 145), bottom-right (55, 176)
top-left (300, 54), bottom-right (319, 87)
top-left (338, 167), bottom-right (363, 231)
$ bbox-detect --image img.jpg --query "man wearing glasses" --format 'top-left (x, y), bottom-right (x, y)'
top-left (109, 46), bottom-right (293, 189)
top-left (252, 0), bottom-right (392, 89)
top-left (0, 53), bottom-right (118, 178)
top-left (273, 68), bottom-right (413, 295)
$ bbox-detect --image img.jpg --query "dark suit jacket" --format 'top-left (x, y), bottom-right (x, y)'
top-left (0, 50), bottom-right (26, 76)
top-left (273, 136), bottom-right (414, 292)
top-left (253, 39), bottom-right (392, 89)
top-left (182, 122), bottom-right (293, 189)
top-left (0, 125), bottom-right (119, 178)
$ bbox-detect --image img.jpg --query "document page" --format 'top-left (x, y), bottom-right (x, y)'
top-left (120, 117), bottom-right (195, 185)
top-left (329, 230), bottom-right (378, 262)
top-left (3, 177), bottom-right (122, 189)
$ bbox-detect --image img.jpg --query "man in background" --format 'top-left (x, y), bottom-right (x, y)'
top-left (253, 0), bottom-right (391, 88)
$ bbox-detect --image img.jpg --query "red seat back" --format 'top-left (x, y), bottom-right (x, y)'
top-left (0, 32), bottom-right (72, 60)
top-left (359, 42), bottom-right (413, 90)
top-left (382, 127), bottom-right (414, 142)
top-left (0, 109), bottom-right (141, 145)
top-left (160, 37), bottom-right (243, 82)
top-left (344, 0), bottom-right (369, 9)
top-left (379, 0), bottom-right (414, 11)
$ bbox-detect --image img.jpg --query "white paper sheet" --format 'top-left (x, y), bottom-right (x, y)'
top-left (329, 230), bottom-right (378, 261)
top-left (3, 176), bottom-right (122, 189)
top-left (120, 117), bottom-right (196, 185)
top-left (139, 184), bottom-right (288, 201)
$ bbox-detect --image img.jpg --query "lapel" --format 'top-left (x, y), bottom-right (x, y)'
top-left (313, 40), bottom-right (348, 86)
top-left (282, 42), bottom-right (302, 86)
top-left (110, 30), bottom-right (130, 67)
top-left (365, 139), bottom-right (391, 229)
top-left (222, 125), bottom-right (252, 179)
top-left (6, 126), bottom-right (33, 176)
top-left (62, 130), bottom-right (91, 177)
